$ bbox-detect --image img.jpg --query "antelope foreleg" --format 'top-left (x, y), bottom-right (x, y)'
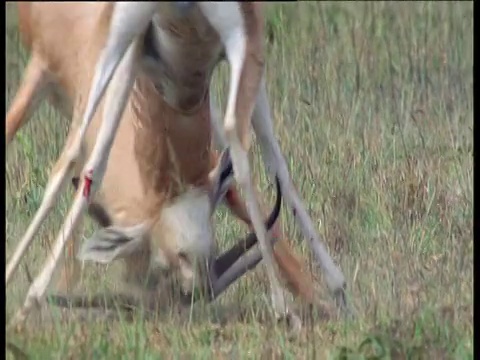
top-left (6, 151), bottom-right (75, 285)
top-left (11, 40), bottom-right (140, 326)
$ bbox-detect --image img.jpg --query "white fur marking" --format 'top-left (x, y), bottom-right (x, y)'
top-left (160, 189), bottom-right (213, 260)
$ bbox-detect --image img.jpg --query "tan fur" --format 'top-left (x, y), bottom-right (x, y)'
top-left (7, 2), bottom-right (325, 309)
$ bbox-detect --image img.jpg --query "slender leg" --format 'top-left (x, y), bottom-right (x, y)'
top-left (53, 213), bottom-right (84, 294)
top-left (252, 77), bottom-right (350, 313)
top-left (199, 2), bottom-right (300, 330)
top-left (54, 176), bottom-right (115, 293)
top-left (204, 7), bottom-right (346, 313)
top-left (6, 130), bottom-right (79, 286)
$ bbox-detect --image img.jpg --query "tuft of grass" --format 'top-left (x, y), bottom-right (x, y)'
top-left (6, 2), bottom-right (472, 358)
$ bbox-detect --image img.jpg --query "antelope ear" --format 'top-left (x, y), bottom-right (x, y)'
top-left (78, 223), bottom-right (148, 264)
top-left (208, 148), bottom-right (234, 210)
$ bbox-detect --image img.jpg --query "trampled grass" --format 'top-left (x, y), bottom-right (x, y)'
top-left (5, 2), bottom-right (473, 359)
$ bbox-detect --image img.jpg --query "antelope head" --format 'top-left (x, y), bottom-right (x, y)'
top-left (77, 149), bottom-right (281, 300)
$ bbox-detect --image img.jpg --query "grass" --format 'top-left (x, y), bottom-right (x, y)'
top-left (5, 2), bottom-right (473, 359)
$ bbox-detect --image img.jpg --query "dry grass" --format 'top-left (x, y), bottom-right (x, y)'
top-left (6, 2), bottom-right (473, 359)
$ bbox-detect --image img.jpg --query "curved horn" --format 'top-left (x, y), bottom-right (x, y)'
top-left (213, 175), bottom-right (282, 276)
top-left (180, 175), bottom-right (282, 305)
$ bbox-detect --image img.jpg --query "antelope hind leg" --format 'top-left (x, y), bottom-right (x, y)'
top-left (5, 55), bottom-right (64, 286)
top-left (225, 103), bottom-right (300, 329)
top-left (252, 77), bottom-right (351, 315)
top-left (6, 55), bottom-right (51, 144)
top-left (199, 2), bottom-right (300, 330)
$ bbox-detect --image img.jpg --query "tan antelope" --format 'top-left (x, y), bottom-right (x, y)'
top-left (6, 2), bottom-right (332, 327)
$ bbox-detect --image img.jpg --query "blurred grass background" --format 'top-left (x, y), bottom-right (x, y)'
top-left (6, 2), bottom-right (473, 358)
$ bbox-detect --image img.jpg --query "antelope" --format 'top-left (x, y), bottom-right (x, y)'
top-left (6, 2), bottom-right (333, 327)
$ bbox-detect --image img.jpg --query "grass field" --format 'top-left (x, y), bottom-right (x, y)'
top-left (5, 2), bottom-right (473, 359)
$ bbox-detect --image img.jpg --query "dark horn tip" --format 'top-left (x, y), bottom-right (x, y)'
top-left (212, 175), bottom-right (282, 277)
top-left (267, 175), bottom-right (282, 229)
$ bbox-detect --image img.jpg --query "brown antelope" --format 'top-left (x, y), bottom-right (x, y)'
top-left (6, 2), bottom-right (332, 327)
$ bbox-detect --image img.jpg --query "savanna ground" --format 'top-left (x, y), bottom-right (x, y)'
top-left (5, 2), bottom-right (473, 359)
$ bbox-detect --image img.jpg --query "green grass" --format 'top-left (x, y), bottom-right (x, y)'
top-left (6, 2), bottom-right (473, 359)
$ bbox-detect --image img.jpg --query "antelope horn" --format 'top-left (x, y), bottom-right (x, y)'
top-left (213, 175), bottom-right (281, 276)
top-left (181, 176), bottom-right (282, 304)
